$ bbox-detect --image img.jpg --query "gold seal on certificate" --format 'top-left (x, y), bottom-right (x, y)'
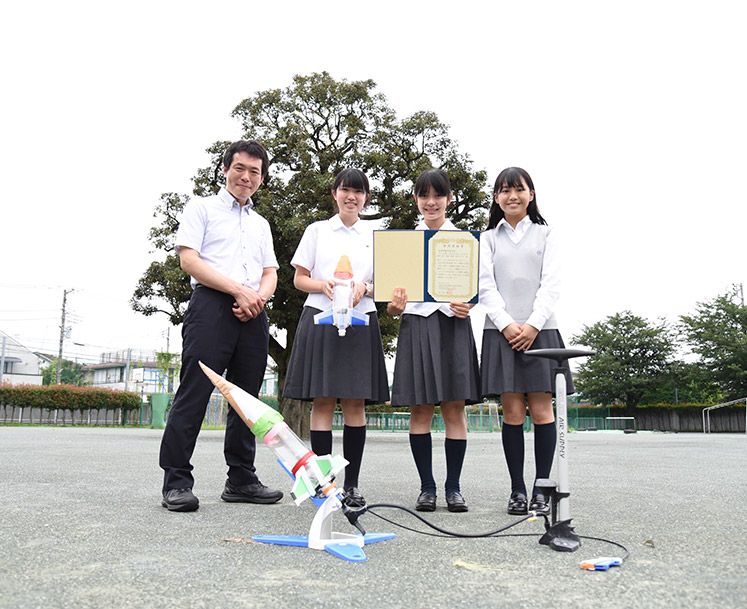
top-left (373, 229), bottom-right (480, 303)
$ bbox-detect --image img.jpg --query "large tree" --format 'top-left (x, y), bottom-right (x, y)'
top-left (131, 72), bottom-right (489, 434)
top-left (131, 193), bottom-right (193, 325)
top-left (640, 360), bottom-right (723, 405)
top-left (572, 311), bottom-right (676, 413)
top-left (680, 289), bottom-right (747, 400)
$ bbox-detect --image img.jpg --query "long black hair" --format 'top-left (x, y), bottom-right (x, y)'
top-left (487, 167), bottom-right (547, 229)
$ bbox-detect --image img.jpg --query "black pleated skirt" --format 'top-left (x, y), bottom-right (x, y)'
top-left (480, 328), bottom-right (575, 397)
top-left (283, 306), bottom-right (390, 404)
top-left (391, 311), bottom-right (481, 406)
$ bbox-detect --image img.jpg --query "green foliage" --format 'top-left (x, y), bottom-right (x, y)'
top-left (0, 384), bottom-right (141, 412)
top-left (641, 360), bottom-right (723, 405)
top-left (680, 289), bottom-right (747, 400)
top-left (259, 395), bottom-right (279, 411)
top-left (131, 72), bottom-right (491, 426)
top-left (155, 351), bottom-right (181, 392)
top-left (572, 311), bottom-right (676, 412)
top-left (42, 359), bottom-right (83, 386)
top-left (130, 193), bottom-right (193, 325)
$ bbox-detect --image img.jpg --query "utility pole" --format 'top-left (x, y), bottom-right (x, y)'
top-left (124, 347), bottom-right (132, 391)
top-left (56, 289), bottom-right (74, 384)
top-left (0, 336), bottom-right (7, 384)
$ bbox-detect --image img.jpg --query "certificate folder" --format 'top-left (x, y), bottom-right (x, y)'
top-left (373, 229), bottom-right (480, 303)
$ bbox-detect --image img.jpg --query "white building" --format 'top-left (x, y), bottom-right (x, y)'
top-left (82, 349), bottom-right (277, 398)
top-left (82, 350), bottom-right (180, 397)
top-left (0, 330), bottom-right (47, 385)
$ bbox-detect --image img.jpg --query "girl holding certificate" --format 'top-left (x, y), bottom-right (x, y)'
top-left (388, 168), bottom-right (481, 513)
top-left (283, 168), bottom-right (390, 508)
top-left (479, 166), bottom-right (572, 516)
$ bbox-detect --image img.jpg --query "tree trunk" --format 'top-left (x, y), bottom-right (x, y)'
top-left (268, 331), bottom-right (311, 437)
top-left (279, 396), bottom-right (310, 440)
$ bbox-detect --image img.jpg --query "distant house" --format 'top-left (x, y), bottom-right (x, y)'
top-left (0, 330), bottom-right (47, 385)
top-left (81, 350), bottom-right (180, 397)
top-left (81, 349), bottom-right (277, 398)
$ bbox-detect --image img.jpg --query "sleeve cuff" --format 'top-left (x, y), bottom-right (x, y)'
top-left (490, 311), bottom-right (515, 332)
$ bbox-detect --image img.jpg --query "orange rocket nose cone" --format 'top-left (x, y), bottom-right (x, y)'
top-left (198, 361), bottom-right (237, 396)
top-left (333, 255), bottom-right (353, 279)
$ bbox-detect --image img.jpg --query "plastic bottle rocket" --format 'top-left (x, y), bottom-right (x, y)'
top-left (313, 255), bottom-right (370, 336)
top-left (199, 361), bottom-right (347, 505)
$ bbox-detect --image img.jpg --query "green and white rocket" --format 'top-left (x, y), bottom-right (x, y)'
top-left (199, 361), bottom-right (347, 505)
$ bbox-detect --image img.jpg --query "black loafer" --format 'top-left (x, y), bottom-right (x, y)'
top-left (530, 493), bottom-right (550, 515)
top-left (162, 488), bottom-right (199, 512)
top-left (446, 492), bottom-right (469, 513)
top-left (415, 491), bottom-right (437, 512)
top-left (221, 482), bottom-right (283, 504)
top-left (342, 487), bottom-right (366, 508)
top-left (507, 492), bottom-right (528, 515)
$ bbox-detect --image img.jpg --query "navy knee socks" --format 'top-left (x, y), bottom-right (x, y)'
top-left (410, 434), bottom-right (467, 495)
top-left (310, 429), bottom-right (333, 457)
top-left (502, 422), bottom-right (526, 496)
top-left (409, 433), bottom-right (436, 493)
top-left (342, 425), bottom-right (366, 490)
top-left (532, 421), bottom-right (556, 494)
top-left (444, 438), bottom-right (467, 495)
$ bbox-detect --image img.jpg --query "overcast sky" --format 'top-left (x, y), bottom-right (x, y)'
top-left (1, 0), bottom-right (744, 364)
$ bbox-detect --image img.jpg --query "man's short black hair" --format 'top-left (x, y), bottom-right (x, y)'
top-left (222, 140), bottom-right (270, 179)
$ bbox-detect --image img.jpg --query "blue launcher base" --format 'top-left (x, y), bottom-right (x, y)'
top-left (252, 532), bottom-right (396, 562)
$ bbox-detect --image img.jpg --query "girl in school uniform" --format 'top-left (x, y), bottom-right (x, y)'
top-left (283, 168), bottom-right (390, 508)
top-left (388, 168), bottom-right (481, 513)
top-left (479, 166), bottom-right (573, 516)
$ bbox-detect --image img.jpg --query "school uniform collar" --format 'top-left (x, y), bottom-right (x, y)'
top-left (416, 218), bottom-right (457, 231)
top-left (330, 213), bottom-right (363, 233)
top-left (497, 214), bottom-right (532, 234)
top-left (218, 187), bottom-right (254, 211)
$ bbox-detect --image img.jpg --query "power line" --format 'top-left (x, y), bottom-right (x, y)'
top-left (0, 309), bottom-right (60, 314)
top-left (0, 283), bottom-right (64, 290)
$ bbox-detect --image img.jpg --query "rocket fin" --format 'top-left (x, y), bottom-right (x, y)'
top-left (308, 454), bottom-right (348, 481)
top-left (291, 471), bottom-right (315, 505)
top-left (349, 310), bottom-right (370, 326)
top-left (313, 310), bottom-right (334, 325)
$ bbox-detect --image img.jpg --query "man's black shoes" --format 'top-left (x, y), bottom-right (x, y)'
top-left (221, 482), bottom-right (283, 504)
top-left (162, 488), bottom-right (200, 512)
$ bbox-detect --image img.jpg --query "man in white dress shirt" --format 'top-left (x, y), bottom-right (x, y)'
top-left (159, 140), bottom-right (282, 512)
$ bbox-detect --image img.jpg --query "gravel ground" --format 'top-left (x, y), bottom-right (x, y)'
top-left (1, 427), bottom-right (745, 609)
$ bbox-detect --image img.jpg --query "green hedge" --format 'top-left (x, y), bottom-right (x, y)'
top-left (259, 395), bottom-right (279, 411)
top-left (0, 384), bottom-right (142, 412)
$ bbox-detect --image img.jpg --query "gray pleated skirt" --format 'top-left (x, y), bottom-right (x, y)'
top-left (283, 306), bottom-right (390, 404)
top-left (480, 329), bottom-right (575, 397)
top-left (391, 311), bottom-right (481, 406)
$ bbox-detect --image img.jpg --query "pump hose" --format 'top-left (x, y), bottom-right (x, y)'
top-left (363, 503), bottom-right (630, 561)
